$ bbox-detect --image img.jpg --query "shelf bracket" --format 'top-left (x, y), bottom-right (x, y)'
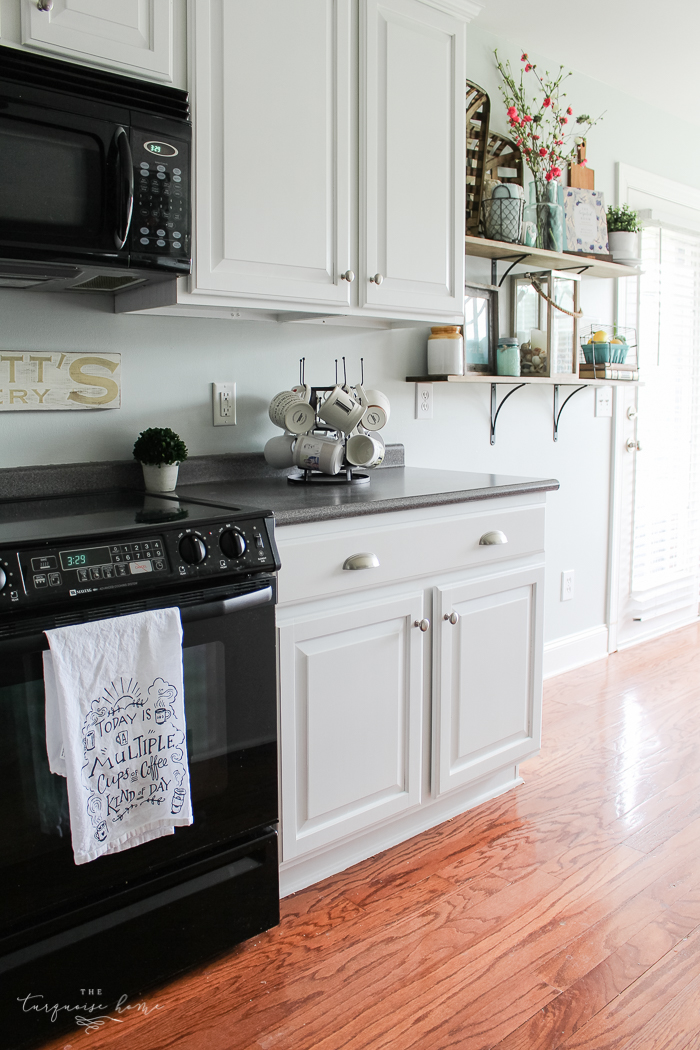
top-left (490, 254), bottom-right (529, 288)
top-left (491, 382), bottom-right (526, 445)
top-left (553, 384), bottom-right (587, 441)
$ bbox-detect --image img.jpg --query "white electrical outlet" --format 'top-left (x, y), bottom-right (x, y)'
top-left (595, 386), bottom-right (613, 418)
top-left (561, 570), bottom-right (575, 601)
top-left (415, 382), bottom-right (433, 420)
top-left (212, 382), bottom-right (236, 426)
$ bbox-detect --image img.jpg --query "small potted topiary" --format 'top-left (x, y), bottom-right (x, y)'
top-left (133, 427), bottom-right (188, 493)
top-left (606, 204), bottom-right (642, 263)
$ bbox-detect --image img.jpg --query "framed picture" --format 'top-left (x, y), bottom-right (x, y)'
top-left (562, 188), bottom-right (609, 255)
top-left (463, 283), bottom-right (498, 373)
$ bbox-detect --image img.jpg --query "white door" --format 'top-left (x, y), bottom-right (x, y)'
top-left (360, 0), bottom-right (465, 319)
top-left (192, 0), bottom-right (353, 308)
top-left (278, 591), bottom-right (424, 861)
top-left (19, 0), bottom-right (175, 82)
top-left (433, 568), bottom-right (544, 799)
top-left (611, 222), bottom-right (700, 648)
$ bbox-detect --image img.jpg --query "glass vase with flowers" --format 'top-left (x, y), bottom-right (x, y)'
top-left (494, 50), bottom-right (602, 251)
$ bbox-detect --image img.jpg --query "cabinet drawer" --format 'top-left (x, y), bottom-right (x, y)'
top-left (277, 505), bottom-right (545, 604)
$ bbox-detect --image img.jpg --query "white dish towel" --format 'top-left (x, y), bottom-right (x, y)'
top-left (44, 607), bottom-right (193, 865)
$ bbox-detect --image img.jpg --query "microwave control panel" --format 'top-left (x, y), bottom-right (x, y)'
top-left (130, 126), bottom-right (190, 265)
top-left (0, 517), bottom-right (279, 607)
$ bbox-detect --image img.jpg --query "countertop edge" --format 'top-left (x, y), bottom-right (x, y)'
top-left (273, 479), bottom-right (561, 527)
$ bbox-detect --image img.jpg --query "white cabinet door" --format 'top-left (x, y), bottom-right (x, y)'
top-left (433, 568), bottom-right (544, 798)
top-left (360, 0), bottom-right (465, 318)
top-left (19, 0), bottom-right (175, 82)
top-left (278, 591), bottom-right (424, 860)
top-left (192, 0), bottom-right (353, 308)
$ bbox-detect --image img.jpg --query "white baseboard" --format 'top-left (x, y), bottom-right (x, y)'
top-left (543, 624), bottom-right (609, 679)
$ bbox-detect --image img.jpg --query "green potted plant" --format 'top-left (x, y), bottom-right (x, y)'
top-left (606, 204), bottom-right (641, 263)
top-left (133, 427), bottom-right (188, 493)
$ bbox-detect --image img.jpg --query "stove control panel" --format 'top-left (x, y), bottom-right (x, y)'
top-left (0, 515), bottom-right (279, 607)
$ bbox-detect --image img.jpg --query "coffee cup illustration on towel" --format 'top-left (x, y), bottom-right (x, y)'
top-left (149, 678), bottom-right (176, 723)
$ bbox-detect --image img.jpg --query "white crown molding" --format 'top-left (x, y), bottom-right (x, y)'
top-left (421, 0), bottom-right (484, 22)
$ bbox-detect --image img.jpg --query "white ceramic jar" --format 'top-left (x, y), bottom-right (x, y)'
top-left (427, 326), bottom-right (464, 376)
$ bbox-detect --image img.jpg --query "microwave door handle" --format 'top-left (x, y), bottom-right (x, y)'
top-left (113, 126), bottom-right (134, 250)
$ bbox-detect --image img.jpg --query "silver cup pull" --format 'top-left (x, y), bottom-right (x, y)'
top-left (444, 612), bottom-right (459, 625)
top-left (414, 618), bottom-right (430, 632)
top-left (340, 270), bottom-right (355, 282)
top-left (479, 530), bottom-right (508, 546)
top-left (369, 273), bottom-right (384, 285)
top-left (342, 552), bottom-right (379, 571)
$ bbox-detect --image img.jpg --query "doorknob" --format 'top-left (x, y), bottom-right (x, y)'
top-left (36, 0), bottom-right (53, 9)
top-left (369, 273), bottom-right (384, 285)
top-left (627, 407), bottom-right (638, 420)
top-left (340, 270), bottom-right (355, 282)
top-left (413, 618), bottom-right (430, 632)
top-left (444, 612), bottom-right (459, 624)
top-left (626, 439), bottom-right (642, 452)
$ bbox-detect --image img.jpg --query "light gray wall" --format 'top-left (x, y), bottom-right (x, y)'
top-left (1, 24), bottom-right (695, 649)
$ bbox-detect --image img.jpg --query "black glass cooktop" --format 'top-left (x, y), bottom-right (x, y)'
top-left (0, 490), bottom-right (270, 545)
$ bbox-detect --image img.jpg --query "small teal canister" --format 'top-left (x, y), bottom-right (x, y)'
top-left (496, 337), bottom-right (521, 376)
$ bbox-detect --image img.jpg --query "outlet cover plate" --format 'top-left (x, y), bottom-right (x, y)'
top-left (415, 382), bottom-right (433, 419)
top-left (212, 382), bottom-right (236, 426)
top-left (595, 386), bottom-right (613, 417)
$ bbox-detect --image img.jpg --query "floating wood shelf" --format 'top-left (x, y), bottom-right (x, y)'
top-left (406, 374), bottom-right (640, 444)
top-left (465, 235), bottom-right (641, 284)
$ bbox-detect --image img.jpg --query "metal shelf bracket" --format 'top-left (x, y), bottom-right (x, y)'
top-left (490, 382), bottom-right (526, 445)
top-left (490, 255), bottom-right (529, 289)
top-left (553, 384), bottom-right (587, 441)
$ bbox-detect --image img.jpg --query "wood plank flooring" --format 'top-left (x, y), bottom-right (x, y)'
top-left (41, 622), bottom-right (700, 1050)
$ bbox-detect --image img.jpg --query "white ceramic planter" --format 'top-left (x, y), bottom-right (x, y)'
top-left (608, 230), bottom-right (639, 262)
top-left (141, 462), bottom-right (180, 492)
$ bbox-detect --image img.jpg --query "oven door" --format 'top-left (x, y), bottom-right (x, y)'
top-left (0, 581), bottom-right (277, 952)
top-left (0, 99), bottom-right (131, 268)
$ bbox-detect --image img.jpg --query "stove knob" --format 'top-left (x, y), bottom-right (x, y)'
top-left (179, 535), bottom-right (207, 565)
top-left (0, 567), bottom-right (5, 592)
top-left (220, 530), bottom-right (246, 559)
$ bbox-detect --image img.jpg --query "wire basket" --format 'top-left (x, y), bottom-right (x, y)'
top-left (481, 197), bottom-right (524, 244)
top-left (579, 323), bottom-right (638, 370)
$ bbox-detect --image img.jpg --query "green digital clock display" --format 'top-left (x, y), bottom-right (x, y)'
top-left (144, 141), bottom-right (178, 158)
top-left (60, 546), bottom-right (111, 571)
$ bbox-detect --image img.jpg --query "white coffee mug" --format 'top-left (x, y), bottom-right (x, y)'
top-left (269, 391), bottom-right (315, 435)
top-left (294, 434), bottom-right (344, 475)
top-left (346, 432), bottom-right (385, 468)
top-left (362, 389), bottom-right (390, 431)
top-left (264, 432), bottom-right (296, 468)
top-left (290, 384), bottom-right (312, 402)
top-left (318, 385), bottom-right (365, 434)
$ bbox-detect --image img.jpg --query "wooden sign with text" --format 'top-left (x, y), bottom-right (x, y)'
top-left (0, 352), bottom-right (121, 411)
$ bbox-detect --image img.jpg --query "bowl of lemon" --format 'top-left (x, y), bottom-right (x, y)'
top-left (582, 329), bottom-right (629, 365)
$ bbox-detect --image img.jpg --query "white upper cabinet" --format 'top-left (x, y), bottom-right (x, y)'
top-left (8, 0), bottom-right (179, 83)
top-left (360, 0), bottom-right (466, 317)
top-left (192, 0), bottom-right (353, 309)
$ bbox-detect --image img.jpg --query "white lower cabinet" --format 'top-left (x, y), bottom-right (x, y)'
top-left (433, 567), bottom-right (544, 798)
top-left (278, 590), bottom-right (424, 861)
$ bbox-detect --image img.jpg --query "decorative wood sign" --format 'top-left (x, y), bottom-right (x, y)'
top-left (0, 352), bottom-right (121, 411)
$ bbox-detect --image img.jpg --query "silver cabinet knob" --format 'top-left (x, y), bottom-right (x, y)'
top-left (479, 530), bottom-right (508, 546)
top-left (626, 439), bottom-right (642, 452)
top-left (340, 270), bottom-right (355, 282)
top-left (36, 0), bottom-right (53, 9)
top-left (444, 611), bottom-right (459, 624)
top-left (342, 552), bottom-right (379, 571)
top-left (413, 618), bottom-right (430, 632)
top-left (369, 273), bottom-right (384, 285)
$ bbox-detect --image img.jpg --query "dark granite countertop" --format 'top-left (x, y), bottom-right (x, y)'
top-left (175, 467), bottom-right (559, 527)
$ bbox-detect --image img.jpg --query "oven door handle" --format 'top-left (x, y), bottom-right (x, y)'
top-left (180, 585), bottom-right (273, 622)
top-left (0, 586), bottom-right (274, 655)
top-left (113, 125), bottom-right (134, 250)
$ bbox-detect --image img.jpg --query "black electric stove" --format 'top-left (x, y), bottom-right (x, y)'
top-left (0, 490), bottom-right (281, 1050)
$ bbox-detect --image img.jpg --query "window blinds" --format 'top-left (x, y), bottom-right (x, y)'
top-left (629, 224), bottom-right (700, 611)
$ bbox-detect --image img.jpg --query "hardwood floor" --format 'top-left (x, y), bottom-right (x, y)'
top-left (42, 622), bottom-right (700, 1050)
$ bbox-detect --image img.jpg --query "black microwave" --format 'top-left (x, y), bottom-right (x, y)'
top-left (0, 45), bottom-right (191, 296)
